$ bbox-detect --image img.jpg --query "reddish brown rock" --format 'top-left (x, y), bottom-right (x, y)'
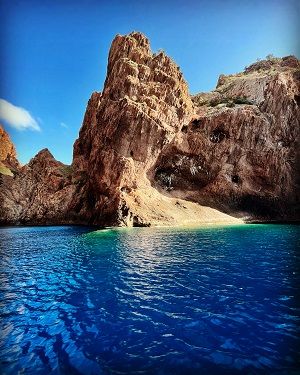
top-left (70, 32), bottom-right (299, 225)
top-left (156, 58), bottom-right (300, 222)
top-left (70, 32), bottom-right (206, 226)
top-left (0, 32), bottom-right (299, 226)
top-left (0, 148), bottom-right (75, 225)
top-left (0, 125), bottom-right (20, 174)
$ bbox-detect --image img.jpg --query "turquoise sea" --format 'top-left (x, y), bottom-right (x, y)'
top-left (0, 224), bottom-right (299, 374)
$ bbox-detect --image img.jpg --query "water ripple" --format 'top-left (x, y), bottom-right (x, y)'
top-left (0, 224), bottom-right (299, 374)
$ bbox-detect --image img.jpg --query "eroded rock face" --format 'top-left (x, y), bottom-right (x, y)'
top-left (0, 148), bottom-right (75, 225)
top-left (70, 32), bottom-right (203, 226)
top-left (0, 33), bottom-right (299, 226)
top-left (0, 125), bottom-right (20, 175)
top-left (71, 33), bottom-right (299, 225)
top-left (154, 58), bottom-right (300, 221)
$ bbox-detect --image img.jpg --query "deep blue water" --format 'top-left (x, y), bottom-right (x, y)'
top-left (0, 224), bottom-right (299, 375)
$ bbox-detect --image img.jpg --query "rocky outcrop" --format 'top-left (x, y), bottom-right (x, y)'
top-left (155, 56), bottom-right (300, 221)
top-left (70, 33), bottom-right (299, 225)
top-left (70, 32), bottom-right (244, 226)
top-left (0, 147), bottom-right (75, 225)
top-left (0, 125), bottom-right (20, 176)
top-left (0, 33), bottom-right (299, 226)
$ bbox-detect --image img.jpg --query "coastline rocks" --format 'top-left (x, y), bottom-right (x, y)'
top-left (0, 147), bottom-right (75, 225)
top-left (0, 125), bottom-right (20, 175)
top-left (0, 33), bottom-right (299, 226)
top-left (70, 32), bottom-right (201, 226)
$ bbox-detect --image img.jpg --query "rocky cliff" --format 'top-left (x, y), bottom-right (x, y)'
top-left (0, 125), bottom-right (19, 176)
top-left (0, 32), bottom-right (299, 226)
top-left (0, 138), bottom-right (75, 225)
top-left (154, 55), bottom-right (300, 222)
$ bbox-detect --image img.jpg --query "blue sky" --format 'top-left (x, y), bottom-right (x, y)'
top-left (0, 0), bottom-right (299, 165)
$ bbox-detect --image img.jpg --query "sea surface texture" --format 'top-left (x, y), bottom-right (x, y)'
top-left (0, 225), bottom-right (299, 374)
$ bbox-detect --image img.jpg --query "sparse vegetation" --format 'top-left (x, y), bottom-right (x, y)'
top-left (192, 90), bottom-right (254, 108)
top-left (245, 55), bottom-right (282, 73)
top-left (0, 163), bottom-right (13, 176)
top-left (266, 54), bottom-right (280, 63)
top-left (208, 96), bottom-right (254, 107)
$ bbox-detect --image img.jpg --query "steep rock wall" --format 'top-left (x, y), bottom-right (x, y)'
top-left (153, 57), bottom-right (300, 221)
top-left (71, 33), bottom-right (299, 225)
top-left (0, 34), bottom-right (299, 226)
top-left (70, 32), bottom-right (218, 226)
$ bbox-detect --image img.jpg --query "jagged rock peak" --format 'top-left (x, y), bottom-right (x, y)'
top-left (29, 148), bottom-right (54, 163)
top-left (70, 31), bottom-right (197, 226)
top-left (107, 32), bottom-right (151, 74)
top-left (28, 148), bottom-right (64, 170)
top-left (34, 148), bottom-right (54, 158)
top-left (104, 31), bottom-right (190, 104)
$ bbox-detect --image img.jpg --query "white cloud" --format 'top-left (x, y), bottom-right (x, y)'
top-left (0, 99), bottom-right (40, 131)
top-left (60, 122), bottom-right (68, 129)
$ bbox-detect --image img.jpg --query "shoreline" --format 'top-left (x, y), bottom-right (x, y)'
top-left (1, 220), bottom-right (299, 231)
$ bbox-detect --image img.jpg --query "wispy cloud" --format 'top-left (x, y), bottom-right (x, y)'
top-left (60, 122), bottom-right (68, 129)
top-left (0, 99), bottom-right (40, 131)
